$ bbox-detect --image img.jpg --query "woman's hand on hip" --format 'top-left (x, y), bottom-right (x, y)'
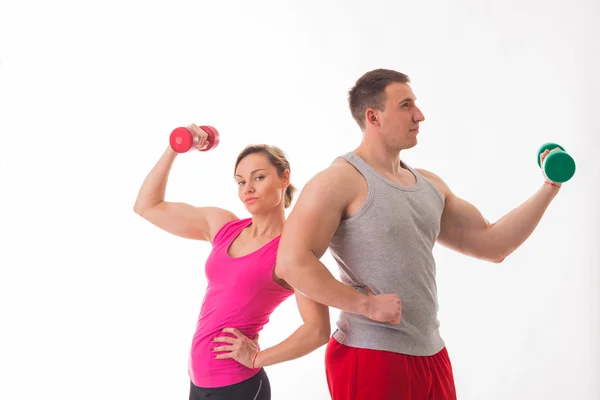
top-left (212, 328), bottom-right (260, 369)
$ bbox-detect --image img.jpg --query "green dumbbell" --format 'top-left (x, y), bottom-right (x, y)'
top-left (537, 142), bottom-right (576, 183)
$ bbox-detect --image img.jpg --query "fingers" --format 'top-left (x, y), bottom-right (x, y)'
top-left (186, 123), bottom-right (208, 141)
top-left (540, 148), bottom-right (560, 163)
top-left (212, 345), bottom-right (234, 352)
top-left (212, 336), bottom-right (236, 344)
top-left (364, 286), bottom-right (374, 296)
top-left (187, 123), bottom-right (200, 133)
top-left (221, 327), bottom-right (242, 337)
top-left (214, 352), bottom-right (233, 359)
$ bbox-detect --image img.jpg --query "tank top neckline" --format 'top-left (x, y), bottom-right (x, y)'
top-left (348, 151), bottom-right (421, 192)
top-left (225, 218), bottom-right (281, 261)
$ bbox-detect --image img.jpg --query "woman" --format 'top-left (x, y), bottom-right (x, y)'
top-left (133, 124), bottom-right (330, 400)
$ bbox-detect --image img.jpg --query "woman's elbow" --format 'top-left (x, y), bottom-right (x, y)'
top-left (317, 329), bottom-right (331, 346)
top-left (133, 204), bottom-right (144, 216)
top-left (311, 323), bottom-right (331, 346)
top-left (133, 200), bottom-right (151, 217)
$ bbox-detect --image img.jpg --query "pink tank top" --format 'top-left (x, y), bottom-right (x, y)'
top-left (188, 218), bottom-right (294, 388)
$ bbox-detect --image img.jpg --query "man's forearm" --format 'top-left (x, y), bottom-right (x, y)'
top-left (486, 182), bottom-right (560, 260)
top-left (279, 256), bottom-right (369, 315)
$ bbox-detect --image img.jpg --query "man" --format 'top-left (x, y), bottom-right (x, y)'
top-left (275, 68), bottom-right (563, 399)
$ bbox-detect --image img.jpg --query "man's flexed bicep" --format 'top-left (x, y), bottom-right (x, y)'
top-left (275, 163), bottom-right (402, 324)
top-left (276, 164), bottom-right (348, 283)
top-left (418, 167), bottom-right (558, 263)
top-left (278, 166), bottom-right (348, 261)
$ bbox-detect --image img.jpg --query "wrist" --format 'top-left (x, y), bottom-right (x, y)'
top-left (252, 351), bottom-right (261, 369)
top-left (544, 180), bottom-right (561, 189)
top-left (358, 293), bottom-right (371, 318)
top-left (163, 146), bottom-right (179, 162)
top-left (166, 145), bottom-right (178, 156)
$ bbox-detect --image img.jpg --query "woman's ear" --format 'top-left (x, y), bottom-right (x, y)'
top-left (281, 169), bottom-right (291, 188)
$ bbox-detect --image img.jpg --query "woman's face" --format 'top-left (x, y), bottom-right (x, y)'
top-left (235, 153), bottom-right (289, 213)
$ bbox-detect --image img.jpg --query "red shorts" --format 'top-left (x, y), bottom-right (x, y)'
top-left (325, 336), bottom-right (457, 400)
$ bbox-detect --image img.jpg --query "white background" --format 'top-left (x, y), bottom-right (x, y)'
top-left (1, 1), bottom-right (599, 399)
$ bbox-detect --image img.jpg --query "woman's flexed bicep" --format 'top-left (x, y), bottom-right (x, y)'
top-left (133, 144), bottom-right (237, 242)
top-left (138, 203), bottom-right (237, 242)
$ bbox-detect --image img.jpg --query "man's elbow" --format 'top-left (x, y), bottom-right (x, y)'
top-left (467, 241), bottom-right (509, 264)
top-left (275, 251), bottom-right (307, 283)
top-left (275, 256), bottom-right (293, 282)
top-left (473, 251), bottom-right (506, 264)
top-left (483, 250), bottom-right (508, 264)
top-left (490, 246), bottom-right (515, 263)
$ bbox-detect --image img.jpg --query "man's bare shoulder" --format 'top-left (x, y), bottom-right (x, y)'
top-left (332, 156), bottom-right (369, 181)
top-left (308, 157), bottom-right (360, 185)
top-left (297, 157), bottom-right (362, 206)
top-left (415, 168), bottom-right (451, 200)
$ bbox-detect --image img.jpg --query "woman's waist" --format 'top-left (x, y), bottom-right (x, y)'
top-left (191, 318), bottom-right (265, 348)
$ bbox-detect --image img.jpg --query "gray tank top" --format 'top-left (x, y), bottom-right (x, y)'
top-left (330, 151), bottom-right (446, 356)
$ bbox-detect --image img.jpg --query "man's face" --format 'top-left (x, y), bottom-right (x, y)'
top-left (371, 82), bottom-right (425, 150)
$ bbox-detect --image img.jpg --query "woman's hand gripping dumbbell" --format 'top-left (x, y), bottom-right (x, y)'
top-left (169, 124), bottom-right (220, 153)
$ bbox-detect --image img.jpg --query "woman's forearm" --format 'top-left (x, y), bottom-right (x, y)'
top-left (254, 323), bottom-right (330, 368)
top-left (133, 146), bottom-right (177, 214)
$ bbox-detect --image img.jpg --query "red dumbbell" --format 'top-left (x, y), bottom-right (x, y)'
top-left (169, 125), bottom-right (220, 153)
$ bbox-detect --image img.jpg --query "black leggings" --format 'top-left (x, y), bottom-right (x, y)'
top-left (189, 368), bottom-right (271, 400)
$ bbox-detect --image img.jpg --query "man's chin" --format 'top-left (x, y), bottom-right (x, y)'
top-left (402, 139), bottom-right (418, 150)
